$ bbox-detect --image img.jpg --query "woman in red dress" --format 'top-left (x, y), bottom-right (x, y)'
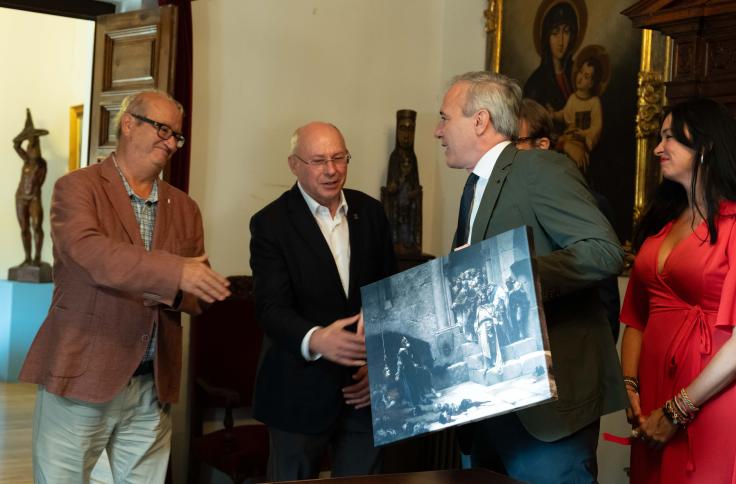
top-left (621, 97), bottom-right (736, 482)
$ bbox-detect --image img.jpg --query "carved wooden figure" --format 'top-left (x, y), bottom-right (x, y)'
top-left (9, 109), bottom-right (52, 283)
top-left (382, 109), bottom-right (423, 255)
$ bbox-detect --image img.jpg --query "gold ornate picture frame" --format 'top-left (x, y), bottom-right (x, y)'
top-left (631, 29), bottom-right (670, 227)
top-left (68, 104), bottom-right (84, 172)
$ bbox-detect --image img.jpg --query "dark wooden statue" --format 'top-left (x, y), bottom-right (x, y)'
top-left (9, 109), bottom-right (52, 283)
top-left (382, 109), bottom-right (423, 255)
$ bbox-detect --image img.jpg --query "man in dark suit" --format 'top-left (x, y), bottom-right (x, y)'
top-left (250, 122), bottom-right (396, 481)
top-left (436, 71), bottom-right (627, 482)
top-left (20, 90), bottom-right (231, 482)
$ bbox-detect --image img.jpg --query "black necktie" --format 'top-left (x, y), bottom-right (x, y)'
top-left (455, 172), bottom-right (479, 246)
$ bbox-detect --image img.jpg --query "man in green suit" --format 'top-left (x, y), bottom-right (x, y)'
top-left (436, 71), bottom-right (627, 483)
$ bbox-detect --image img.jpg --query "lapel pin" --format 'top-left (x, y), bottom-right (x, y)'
top-left (352, 213), bottom-right (359, 220)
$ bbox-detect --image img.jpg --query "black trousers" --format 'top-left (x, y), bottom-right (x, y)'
top-left (266, 409), bottom-right (381, 481)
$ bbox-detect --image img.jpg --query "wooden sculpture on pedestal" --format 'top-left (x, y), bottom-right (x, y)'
top-left (381, 109), bottom-right (433, 272)
top-left (9, 109), bottom-right (52, 283)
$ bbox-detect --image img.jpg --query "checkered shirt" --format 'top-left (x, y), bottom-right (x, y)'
top-left (116, 167), bottom-right (159, 363)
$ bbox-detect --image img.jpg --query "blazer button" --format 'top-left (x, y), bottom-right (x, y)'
top-left (142, 334), bottom-right (149, 342)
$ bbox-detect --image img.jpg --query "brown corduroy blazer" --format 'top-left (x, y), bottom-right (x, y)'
top-left (20, 155), bottom-right (204, 404)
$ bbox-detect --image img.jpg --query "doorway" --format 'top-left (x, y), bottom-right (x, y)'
top-left (0, 6), bottom-right (95, 283)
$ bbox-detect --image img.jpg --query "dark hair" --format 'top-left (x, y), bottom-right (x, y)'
top-left (519, 98), bottom-right (554, 141)
top-left (633, 97), bottom-right (736, 250)
top-left (541, 3), bottom-right (578, 67)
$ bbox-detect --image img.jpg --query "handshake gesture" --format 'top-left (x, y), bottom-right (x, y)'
top-left (179, 254), bottom-right (231, 303)
top-left (309, 313), bottom-right (366, 367)
top-left (309, 312), bottom-right (371, 409)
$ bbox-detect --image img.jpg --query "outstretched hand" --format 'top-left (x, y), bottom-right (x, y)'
top-left (179, 254), bottom-right (231, 303)
top-left (309, 314), bottom-right (365, 366)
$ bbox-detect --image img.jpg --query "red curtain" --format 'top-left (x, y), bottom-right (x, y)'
top-left (159, 0), bottom-right (192, 193)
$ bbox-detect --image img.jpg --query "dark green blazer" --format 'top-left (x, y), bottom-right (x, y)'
top-left (466, 144), bottom-right (627, 442)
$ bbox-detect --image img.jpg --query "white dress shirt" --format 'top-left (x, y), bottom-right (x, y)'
top-left (465, 140), bottom-right (512, 244)
top-left (297, 183), bottom-right (351, 360)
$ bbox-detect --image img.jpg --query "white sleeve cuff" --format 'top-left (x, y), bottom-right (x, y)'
top-left (301, 326), bottom-right (323, 361)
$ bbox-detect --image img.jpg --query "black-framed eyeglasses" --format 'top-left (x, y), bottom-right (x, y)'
top-left (292, 152), bottom-right (351, 168)
top-left (127, 112), bottom-right (186, 148)
top-left (513, 136), bottom-right (536, 146)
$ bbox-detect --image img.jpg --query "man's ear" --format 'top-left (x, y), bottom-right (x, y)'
top-left (287, 155), bottom-right (298, 175)
top-left (120, 112), bottom-right (134, 137)
top-left (475, 109), bottom-right (491, 135)
top-left (536, 137), bottom-right (551, 150)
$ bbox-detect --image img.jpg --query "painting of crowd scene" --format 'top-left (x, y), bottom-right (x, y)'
top-left (361, 227), bottom-right (556, 446)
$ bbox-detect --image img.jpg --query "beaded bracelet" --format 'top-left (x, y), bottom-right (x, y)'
top-left (623, 376), bottom-right (639, 393)
top-left (662, 399), bottom-right (685, 426)
top-left (663, 398), bottom-right (695, 427)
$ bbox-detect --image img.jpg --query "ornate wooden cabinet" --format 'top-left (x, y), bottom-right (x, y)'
top-left (623, 0), bottom-right (736, 113)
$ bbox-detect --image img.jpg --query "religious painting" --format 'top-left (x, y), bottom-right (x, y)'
top-left (361, 226), bottom-right (556, 446)
top-left (491, 0), bottom-right (641, 243)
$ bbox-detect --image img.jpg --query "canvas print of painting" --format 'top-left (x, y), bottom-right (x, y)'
top-left (500, 0), bottom-right (641, 242)
top-left (361, 226), bottom-right (556, 446)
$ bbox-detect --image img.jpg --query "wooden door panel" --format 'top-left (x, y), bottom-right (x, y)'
top-left (89, 5), bottom-right (177, 163)
top-left (97, 99), bottom-right (124, 152)
top-left (107, 29), bottom-right (158, 89)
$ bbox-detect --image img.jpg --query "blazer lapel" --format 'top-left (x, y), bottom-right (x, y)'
top-left (99, 156), bottom-right (144, 246)
top-left (346, 196), bottom-right (363, 302)
top-left (287, 185), bottom-right (346, 298)
top-left (470, 144), bottom-right (516, 244)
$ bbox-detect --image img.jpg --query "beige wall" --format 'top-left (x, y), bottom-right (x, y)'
top-left (0, 8), bottom-right (94, 275)
top-left (188, 0), bottom-right (486, 275)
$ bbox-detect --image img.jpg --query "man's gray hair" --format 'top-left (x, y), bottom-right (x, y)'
top-left (289, 130), bottom-right (300, 154)
top-left (450, 71), bottom-right (522, 138)
top-left (114, 89), bottom-right (184, 138)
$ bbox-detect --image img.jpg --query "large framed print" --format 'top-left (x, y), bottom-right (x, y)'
top-left (361, 226), bottom-right (556, 446)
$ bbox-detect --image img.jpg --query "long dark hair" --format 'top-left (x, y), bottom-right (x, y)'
top-left (633, 97), bottom-right (736, 250)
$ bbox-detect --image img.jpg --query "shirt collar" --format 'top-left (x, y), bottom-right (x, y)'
top-left (112, 153), bottom-right (159, 203)
top-left (297, 182), bottom-right (348, 217)
top-left (472, 140), bottom-right (512, 180)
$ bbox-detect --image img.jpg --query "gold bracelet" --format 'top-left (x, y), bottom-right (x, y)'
top-left (680, 388), bottom-right (700, 412)
top-left (673, 394), bottom-right (693, 420)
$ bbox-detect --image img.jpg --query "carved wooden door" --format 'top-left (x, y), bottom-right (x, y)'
top-left (89, 5), bottom-right (177, 164)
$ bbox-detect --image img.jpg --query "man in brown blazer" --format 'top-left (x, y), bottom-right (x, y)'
top-left (19, 90), bottom-right (230, 483)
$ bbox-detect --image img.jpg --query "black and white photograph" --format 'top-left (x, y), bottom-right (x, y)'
top-left (362, 226), bottom-right (557, 447)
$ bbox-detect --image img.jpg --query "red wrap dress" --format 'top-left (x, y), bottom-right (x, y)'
top-left (621, 202), bottom-right (736, 483)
